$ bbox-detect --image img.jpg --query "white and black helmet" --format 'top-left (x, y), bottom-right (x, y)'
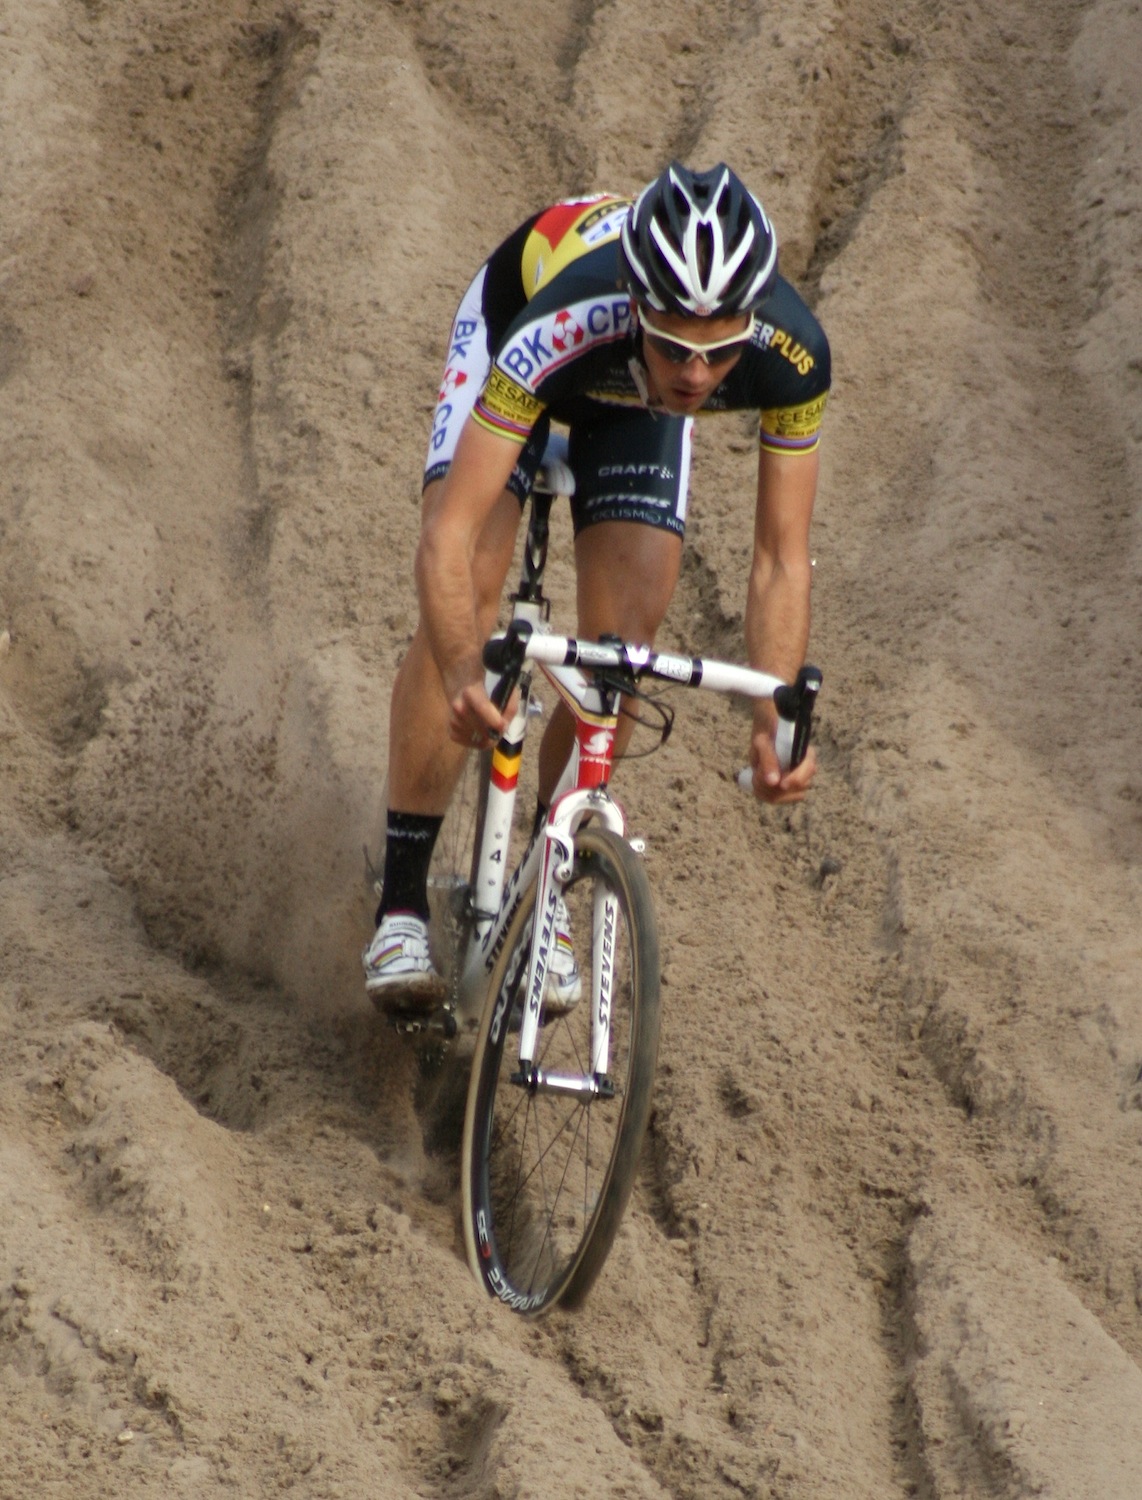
top-left (620, 162), bottom-right (778, 316)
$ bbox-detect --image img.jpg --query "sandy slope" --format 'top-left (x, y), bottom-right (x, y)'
top-left (2, 1), bottom-right (1140, 1496)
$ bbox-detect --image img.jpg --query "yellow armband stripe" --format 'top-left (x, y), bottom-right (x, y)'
top-left (473, 365), bottom-right (545, 443)
top-left (760, 391), bottom-right (828, 454)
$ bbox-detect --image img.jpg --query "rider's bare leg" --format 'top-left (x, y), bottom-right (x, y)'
top-left (388, 481), bottom-right (521, 814)
top-left (537, 521), bottom-right (684, 802)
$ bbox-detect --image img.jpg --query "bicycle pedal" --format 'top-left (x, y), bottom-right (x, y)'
top-left (390, 1004), bottom-right (458, 1041)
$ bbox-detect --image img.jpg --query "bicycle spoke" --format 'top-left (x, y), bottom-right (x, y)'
top-left (494, 1095), bottom-right (589, 1225)
top-left (525, 1102), bottom-right (588, 1295)
top-left (501, 1094), bottom-right (531, 1270)
top-left (583, 1101), bottom-right (592, 1226)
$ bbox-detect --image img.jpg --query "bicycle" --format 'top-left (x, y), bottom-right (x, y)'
top-left (406, 434), bottom-right (821, 1314)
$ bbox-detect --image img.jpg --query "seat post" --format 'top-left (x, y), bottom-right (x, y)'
top-left (514, 490), bottom-right (553, 605)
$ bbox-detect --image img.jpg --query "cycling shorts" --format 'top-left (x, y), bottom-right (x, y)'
top-left (424, 266), bottom-right (693, 538)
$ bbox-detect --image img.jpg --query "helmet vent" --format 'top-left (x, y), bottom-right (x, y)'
top-left (695, 222), bottom-right (714, 288)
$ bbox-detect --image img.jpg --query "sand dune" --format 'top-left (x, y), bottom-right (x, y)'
top-left (2, 1), bottom-right (1140, 1494)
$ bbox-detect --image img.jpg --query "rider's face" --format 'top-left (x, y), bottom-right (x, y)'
top-left (638, 306), bottom-right (754, 414)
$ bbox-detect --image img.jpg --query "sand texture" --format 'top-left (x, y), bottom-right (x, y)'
top-left (2, 1), bottom-right (1140, 1495)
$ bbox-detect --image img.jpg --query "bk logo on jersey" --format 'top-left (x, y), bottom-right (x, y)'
top-left (500, 297), bottom-right (632, 388)
top-left (551, 309), bottom-right (585, 353)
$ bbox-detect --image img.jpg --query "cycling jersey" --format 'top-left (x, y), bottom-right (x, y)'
top-left (471, 196), bottom-right (829, 454)
top-left (424, 195), bottom-right (830, 538)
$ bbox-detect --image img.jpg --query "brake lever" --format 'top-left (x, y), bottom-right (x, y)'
top-left (772, 666), bottom-right (823, 771)
top-left (483, 620), bottom-right (533, 711)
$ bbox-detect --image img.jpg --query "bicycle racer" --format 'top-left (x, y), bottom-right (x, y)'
top-left (366, 162), bottom-right (831, 1009)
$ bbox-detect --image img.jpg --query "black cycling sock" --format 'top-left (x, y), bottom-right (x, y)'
top-left (375, 810), bottom-right (443, 924)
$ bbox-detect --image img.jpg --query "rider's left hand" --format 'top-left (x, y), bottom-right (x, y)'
top-left (748, 721), bottom-right (817, 804)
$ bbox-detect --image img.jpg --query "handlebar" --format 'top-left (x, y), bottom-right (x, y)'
top-left (483, 620), bottom-right (821, 771)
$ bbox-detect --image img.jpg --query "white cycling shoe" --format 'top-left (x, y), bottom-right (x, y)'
top-left (365, 905), bottom-right (579, 1019)
top-left (544, 896), bottom-right (582, 1017)
top-left (363, 912), bottom-right (448, 1013)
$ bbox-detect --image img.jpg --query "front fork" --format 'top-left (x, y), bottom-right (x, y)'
top-left (515, 788), bottom-right (626, 1077)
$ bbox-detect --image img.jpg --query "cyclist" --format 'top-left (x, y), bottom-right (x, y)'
top-left (365, 162), bottom-right (830, 1009)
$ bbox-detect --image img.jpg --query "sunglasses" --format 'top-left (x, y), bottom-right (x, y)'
top-left (638, 309), bottom-right (756, 366)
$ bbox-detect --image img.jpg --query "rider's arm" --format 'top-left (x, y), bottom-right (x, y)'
top-left (415, 416), bottom-right (522, 740)
top-left (744, 444), bottom-right (819, 803)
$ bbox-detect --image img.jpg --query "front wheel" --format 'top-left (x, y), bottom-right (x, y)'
top-left (461, 827), bottom-right (660, 1314)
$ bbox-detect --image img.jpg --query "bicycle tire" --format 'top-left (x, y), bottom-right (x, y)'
top-left (461, 826), bottom-right (660, 1314)
top-left (425, 750), bottom-right (490, 1005)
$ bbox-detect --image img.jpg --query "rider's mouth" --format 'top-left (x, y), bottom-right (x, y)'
top-left (670, 386), bottom-right (707, 407)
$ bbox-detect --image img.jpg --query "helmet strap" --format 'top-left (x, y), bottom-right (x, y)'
top-left (627, 352), bottom-right (664, 414)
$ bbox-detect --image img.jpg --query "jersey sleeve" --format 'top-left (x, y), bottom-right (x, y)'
top-left (760, 390), bottom-right (829, 455)
top-left (470, 199), bottom-right (631, 446)
top-left (472, 365), bottom-right (546, 444)
top-left (742, 278), bottom-right (832, 455)
top-left (473, 270), bottom-right (634, 444)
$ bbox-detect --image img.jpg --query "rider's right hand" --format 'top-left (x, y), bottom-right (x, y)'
top-left (446, 673), bottom-right (514, 749)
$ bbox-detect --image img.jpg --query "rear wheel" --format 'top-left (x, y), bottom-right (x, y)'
top-left (425, 750), bottom-right (489, 1005)
top-left (461, 827), bottom-right (660, 1314)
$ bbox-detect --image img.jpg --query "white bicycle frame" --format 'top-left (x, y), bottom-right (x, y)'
top-left (455, 637), bottom-right (629, 1076)
top-left (448, 436), bottom-right (817, 1094)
